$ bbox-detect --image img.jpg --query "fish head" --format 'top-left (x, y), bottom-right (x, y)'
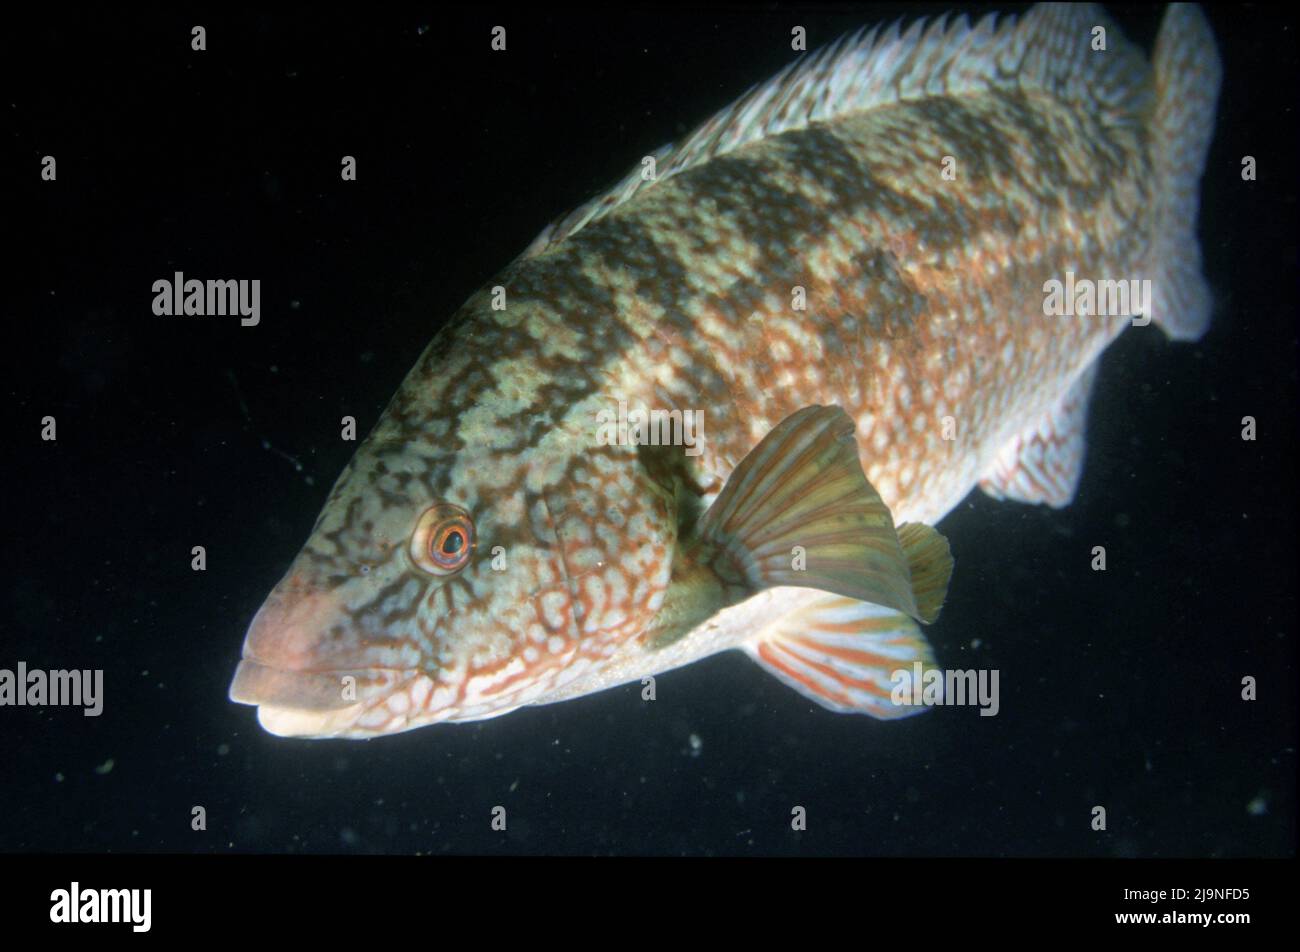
top-left (229, 420), bottom-right (680, 738)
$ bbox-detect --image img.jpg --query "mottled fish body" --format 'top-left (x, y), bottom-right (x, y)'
top-left (230, 3), bottom-right (1220, 737)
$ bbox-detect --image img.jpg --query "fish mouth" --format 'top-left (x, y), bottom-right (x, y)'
top-left (228, 587), bottom-right (416, 738)
top-left (228, 658), bottom-right (380, 738)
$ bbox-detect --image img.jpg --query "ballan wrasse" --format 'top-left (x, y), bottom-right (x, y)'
top-left (230, 4), bottom-right (1221, 737)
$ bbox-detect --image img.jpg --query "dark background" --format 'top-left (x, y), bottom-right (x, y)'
top-left (3, 3), bottom-right (1295, 856)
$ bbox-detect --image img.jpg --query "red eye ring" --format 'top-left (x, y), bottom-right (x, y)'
top-left (410, 503), bottom-right (475, 576)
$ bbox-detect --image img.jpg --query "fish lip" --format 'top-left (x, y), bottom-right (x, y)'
top-left (252, 699), bottom-right (370, 739)
top-left (229, 656), bottom-right (354, 710)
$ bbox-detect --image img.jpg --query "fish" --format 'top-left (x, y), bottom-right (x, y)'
top-left (229, 3), bottom-right (1221, 738)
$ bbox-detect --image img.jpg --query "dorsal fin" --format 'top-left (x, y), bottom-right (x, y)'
top-left (521, 3), bottom-right (1151, 258)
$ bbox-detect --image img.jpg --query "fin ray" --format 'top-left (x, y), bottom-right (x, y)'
top-left (743, 595), bottom-right (940, 717)
top-left (895, 522), bottom-right (953, 623)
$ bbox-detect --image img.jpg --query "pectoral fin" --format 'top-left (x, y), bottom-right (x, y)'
top-left (693, 405), bottom-right (952, 623)
top-left (743, 594), bottom-right (940, 717)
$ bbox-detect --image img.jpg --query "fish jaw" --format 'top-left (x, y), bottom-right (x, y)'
top-left (227, 584), bottom-right (415, 738)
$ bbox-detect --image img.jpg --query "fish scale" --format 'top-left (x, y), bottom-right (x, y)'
top-left (229, 3), bottom-right (1221, 737)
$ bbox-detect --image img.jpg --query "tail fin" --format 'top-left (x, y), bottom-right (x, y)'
top-left (1148, 3), bottom-right (1222, 341)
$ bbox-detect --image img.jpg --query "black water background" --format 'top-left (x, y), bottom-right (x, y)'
top-left (3, 4), bottom-right (1295, 855)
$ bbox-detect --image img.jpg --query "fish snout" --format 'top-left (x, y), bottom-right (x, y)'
top-left (239, 588), bottom-right (338, 672)
top-left (228, 587), bottom-right (380, 737)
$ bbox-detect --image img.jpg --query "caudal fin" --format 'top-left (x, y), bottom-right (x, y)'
top-left (1148, 3), bottom-right (1222, 341)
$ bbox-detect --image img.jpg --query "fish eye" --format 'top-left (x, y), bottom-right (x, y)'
top-left (410, 503), bottom-right (476, 576)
